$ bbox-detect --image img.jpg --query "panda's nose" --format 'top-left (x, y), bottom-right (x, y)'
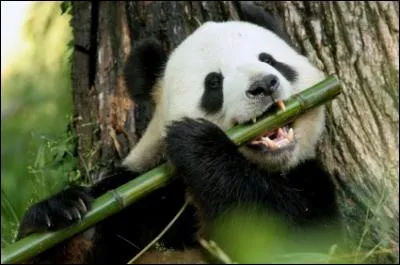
top-left (246, 74), bottom-right (279, 98)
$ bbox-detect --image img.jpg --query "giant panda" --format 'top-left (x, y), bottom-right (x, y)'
top-left (16, 2), bottom-right (343, 264)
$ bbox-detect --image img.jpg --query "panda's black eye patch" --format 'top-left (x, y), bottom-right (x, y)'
top-left (259, 53), bottom-right (275, 65)
top-left (205, 72), bottom-right (223, 90)
top-left (201, 72), bottom-right (224, 114)
top-left (258, 52), bottom-right (298, 82)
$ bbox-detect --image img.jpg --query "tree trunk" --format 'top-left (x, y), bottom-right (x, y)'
top-left (261, 1), bottom-right (399, 263)
top-left (71, 1), bottom-right (399, 263)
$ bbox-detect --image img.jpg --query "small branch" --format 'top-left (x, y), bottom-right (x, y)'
top-left (198, 238), bottom-right (236, 264)
top-left (108, 125), bottom-right (123, 159)
top-left (127, 199), bottom-right (190, 264)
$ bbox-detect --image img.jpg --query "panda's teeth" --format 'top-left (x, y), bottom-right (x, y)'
top-left (277, 100), bottom-right (286, 111)
top-left (287, 128), bottom-right (294, 142)
top-left (284, 126), bottom-right (289, 133)
top-left (276, 138), bottom-right (290, 147)
top-left (277, 128), bottom-right (286, 138)
top-left (264, 137), bottom-right (279, 150)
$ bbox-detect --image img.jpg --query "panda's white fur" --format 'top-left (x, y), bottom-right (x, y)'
top-left (122, 20), bottom-right (326, 173)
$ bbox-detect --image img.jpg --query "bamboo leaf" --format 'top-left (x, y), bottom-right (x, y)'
top-left (1, 75), bottom-right (342, 264)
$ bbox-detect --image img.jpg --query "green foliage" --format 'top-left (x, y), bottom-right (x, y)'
top-left (1, 2), bottom-right (76, 247)
top-left (337, 175), bottom-right (399, 263)
top-left (61, 1), bottom-right (72, 16)
top-left (208, 207), bottom-right (349, 264)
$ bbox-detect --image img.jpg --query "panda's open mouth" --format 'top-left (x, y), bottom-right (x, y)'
top-left (247, 100), bottom-right (296, 152)
top-left (247, 125), bottom-right (295, 151)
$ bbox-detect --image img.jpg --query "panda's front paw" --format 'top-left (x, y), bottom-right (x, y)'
top-left (166, 118), bottom-right (236, 165)
top-left (17, 186), bottom-right (93, 240)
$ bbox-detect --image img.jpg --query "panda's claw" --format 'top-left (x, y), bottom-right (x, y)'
top-left (62, 210), bottom-right (73, 221)
top-left (77, 198), bottom-right (88, 213)
top-left (72, 207), bottom-right (82, 220)
top-left (45, 214), bottom-right (51, 228)
top-left (17, 186), bottom-right (94, 240)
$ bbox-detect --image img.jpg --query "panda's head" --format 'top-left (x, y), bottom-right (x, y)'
top-left (123, 3), bottom-right (326, 173)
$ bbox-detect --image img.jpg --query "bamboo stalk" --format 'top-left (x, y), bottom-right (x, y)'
top-left (1, 75), bottom-right (342, 264)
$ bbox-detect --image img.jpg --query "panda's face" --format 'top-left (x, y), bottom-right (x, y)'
top-left (160, 21), bottom-right (325, 171)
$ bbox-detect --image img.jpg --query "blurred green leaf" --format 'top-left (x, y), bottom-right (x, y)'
top-left (60, 1), bottom-right (72, 15)
top-left (208, 207), bottom-right (347, 264)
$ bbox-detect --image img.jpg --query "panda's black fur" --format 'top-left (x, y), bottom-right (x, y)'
top-left (16, 3), bottom-right (342, 264)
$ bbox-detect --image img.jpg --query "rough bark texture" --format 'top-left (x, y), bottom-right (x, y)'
top-left (71, 2), bottom-right (100, 181)
top-left (263, 2), bottom-right (399, 263)
top-left (71, 1), bottom-right (399, 263)
top-left (255, 1), bottom-right (399, 263)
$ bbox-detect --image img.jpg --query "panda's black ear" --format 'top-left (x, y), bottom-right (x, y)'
top-left (235, 2), bottom-right (295, 48)
top-left (123, 38), bottom-right (167, 102)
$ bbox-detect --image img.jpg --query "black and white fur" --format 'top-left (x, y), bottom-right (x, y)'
top-left (17, 3), bottom-right (342, 264)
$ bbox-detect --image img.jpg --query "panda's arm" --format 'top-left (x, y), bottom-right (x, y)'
top-left (165, 118), bottom-right (341, 228)
top-left (17, 167), bottom-right (139, 239)
top-left (165, 118), bottom-right (267, 219)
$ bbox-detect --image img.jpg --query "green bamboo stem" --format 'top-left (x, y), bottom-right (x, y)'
top-left (1, 75), bottom-right (342, 264)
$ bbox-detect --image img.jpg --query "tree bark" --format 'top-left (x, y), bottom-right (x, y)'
top-left (265, 2), bottom-right (399, 263)
top-left (71, 1), bottom-right (399, 263)
top-left (257, 1), bottom-right (399, 263)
